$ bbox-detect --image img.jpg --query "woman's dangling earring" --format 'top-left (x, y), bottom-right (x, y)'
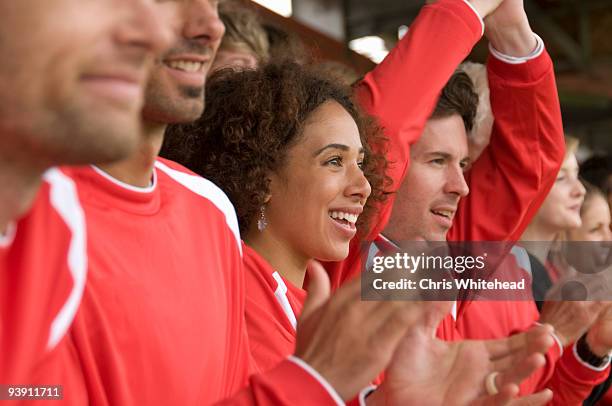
top-left (257, 205), bottom-right (268, 231)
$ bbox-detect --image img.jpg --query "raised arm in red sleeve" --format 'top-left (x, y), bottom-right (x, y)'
top-left (355, 0), bottom-right (483, 240)
top-left (447, 49), bottom-right (565, 243)
top-left (448, 47), bottom-right (566, 366)
top-left (328, 0), bottom-right (484, 289)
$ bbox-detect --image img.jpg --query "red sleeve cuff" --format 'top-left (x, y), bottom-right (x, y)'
top-left (556, 343), bottom-right (611, 384)
top-left (541, 333), bottom-right (563, 383)
top-left (254, 358), bottom-right (344, 405)
top-left (487, 48), bottom-right (553, 85)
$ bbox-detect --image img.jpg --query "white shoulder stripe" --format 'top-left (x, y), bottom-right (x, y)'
top-left (43, 168), bottom-right (88, 349)
top-left (154, 161), bottom-right (242, 255)
top-left (272, 272), bottom-right (298, 330)
top-left (0, 221), bottom-right (16, 248)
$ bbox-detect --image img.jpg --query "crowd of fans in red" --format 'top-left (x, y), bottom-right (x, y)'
top-left (2, 0), bottom-right (612, 405)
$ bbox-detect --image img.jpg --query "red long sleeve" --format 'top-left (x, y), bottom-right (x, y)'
top-left (327, 0), bottom-right (484, 290)
top-left (448, 49), bottom-right (565, 243)
top-left (547, 344), bottom-right (610, 405)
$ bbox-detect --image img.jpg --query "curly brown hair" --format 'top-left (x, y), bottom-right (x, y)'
top-left (164, 61), bottom-right (389, 236)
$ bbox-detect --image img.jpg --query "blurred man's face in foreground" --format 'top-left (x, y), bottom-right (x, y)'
top-left (0, 0), bottom-right (173, 167)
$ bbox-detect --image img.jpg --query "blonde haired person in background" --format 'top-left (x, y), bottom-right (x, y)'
top-left (568, 181), bottom-right (612, 242)
top-left (460, 61), bottom-right (494, 164)
top-left (210, 0), bottom-right (270, 72)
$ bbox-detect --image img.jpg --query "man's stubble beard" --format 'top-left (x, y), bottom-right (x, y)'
top-left (142, 81), bottom-right (205, 127)
top-left (0, 96), bottom-right (141, 167)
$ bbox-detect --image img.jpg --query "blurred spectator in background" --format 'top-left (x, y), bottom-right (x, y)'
top-left (264, 22), bottom-right (311, 65)
top-left (520, 140), bottom-right (612, 406)
top-left (210, 0), bottom-right (270, 73)
top-left (581, 154), bottom-right (612, 217)
top-left (522, 137), bottom-right (586, 294)
top-left (459, 62), bottom-right (494, 164)
top-left (566, 180), bottom-right (612, 406)
top-left (568, 181), bottom-right (611, 242)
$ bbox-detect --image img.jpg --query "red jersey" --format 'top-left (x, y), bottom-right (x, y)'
top-left (0, 168), bottom-right (87, 386)
top-left (29, 159), bottom-right (343, 405)
top-left (457, 248), bottom-right (610, 405)
top-left (243, 244), bottom-right (305, 373)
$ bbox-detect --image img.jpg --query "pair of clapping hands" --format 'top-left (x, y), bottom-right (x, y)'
top-left (294, 261), bottom-right (554, 405)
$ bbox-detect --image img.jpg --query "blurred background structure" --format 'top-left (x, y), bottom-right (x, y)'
top-left (249, 0), bottom-right (612, 157)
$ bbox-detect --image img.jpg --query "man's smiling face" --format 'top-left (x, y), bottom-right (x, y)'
top-left (143, 0), bottom-right (225, 125)
top-left (384, 114), bottom-right (470, 242)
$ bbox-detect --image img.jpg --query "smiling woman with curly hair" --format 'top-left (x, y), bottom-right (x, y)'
top-left (164, 60), bottom-right (389, 372)
top-left (166, 61), bottom-right (389, 238)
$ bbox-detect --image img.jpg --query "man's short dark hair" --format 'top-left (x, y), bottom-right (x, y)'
top-left (431, 70), bottom-right (478, 132)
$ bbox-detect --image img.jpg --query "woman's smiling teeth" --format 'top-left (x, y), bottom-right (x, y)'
top-left (329, 211), bottom-right (359, 225)
top-left (166, 60), bottom-right (205, 73)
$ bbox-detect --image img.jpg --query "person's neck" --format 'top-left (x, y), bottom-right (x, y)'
top-left (520, 224), bottom-right (557, 264)
top-left (96, 121), bottom-right (166, 188)
top-left (0, 155), bottom-right (45, 234)
top-left (245, 229), bottom-right (309, 289)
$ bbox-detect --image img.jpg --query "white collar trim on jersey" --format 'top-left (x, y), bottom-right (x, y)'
top-left (0, 221), bottom-right (16, 248)
top-left (91, 165), bottom-right (157, 193)
top-left (378, 233), bottom-right (400, 249)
